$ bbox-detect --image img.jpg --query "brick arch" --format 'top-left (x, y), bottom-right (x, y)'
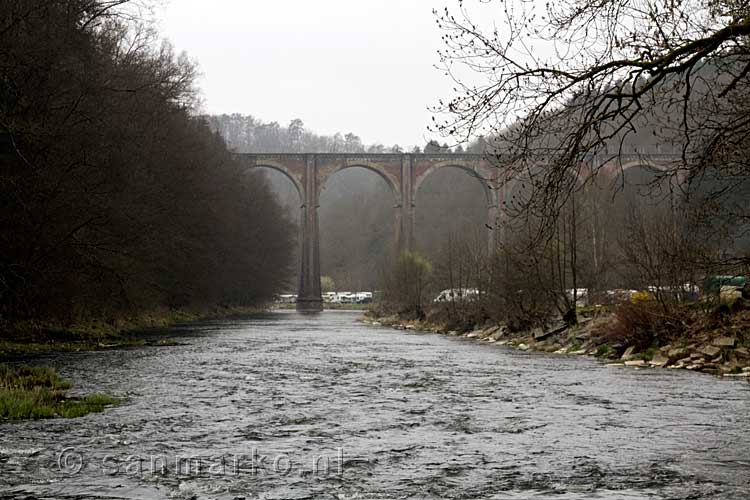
top-left (602, 159), bottom-right (682, 196)
top-left (252, 162), bottom-right (305, 203)
top-left (413, 161), bottom-right (497, 206)
top-left (317, 162), bottom-right (401, 206)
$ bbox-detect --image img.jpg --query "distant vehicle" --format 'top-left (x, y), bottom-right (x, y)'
top-left (434, 288), bottom-right (479, 303)
top-left (322, 291), bottom-right (374, 305)
top-left (277, 294), bottom-right (297, 304)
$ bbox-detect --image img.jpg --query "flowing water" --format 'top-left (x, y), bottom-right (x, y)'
top-left (1, 310), bottom-right (749, 499)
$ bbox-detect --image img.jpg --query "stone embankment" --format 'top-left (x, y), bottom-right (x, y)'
top-left (361, 312), bottom-right (750, 378)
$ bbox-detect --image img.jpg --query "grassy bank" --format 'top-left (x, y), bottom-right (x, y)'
top-left (0, 304), bottom-right (267, 359)
top-left (0, 364), bottom-right (118, 420)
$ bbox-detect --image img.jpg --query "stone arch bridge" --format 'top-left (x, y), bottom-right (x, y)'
top-left (236, 153), bottom-right (680, 311)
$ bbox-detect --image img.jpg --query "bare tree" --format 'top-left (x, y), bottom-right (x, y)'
top-left (433, 0), bottom-right (750, 267)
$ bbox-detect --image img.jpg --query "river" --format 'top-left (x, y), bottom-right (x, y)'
top-left (1, 310), bottom-right (749, 499)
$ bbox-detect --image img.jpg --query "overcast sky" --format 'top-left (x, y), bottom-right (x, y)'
top-left (155, 1), bottom-right (457, 149)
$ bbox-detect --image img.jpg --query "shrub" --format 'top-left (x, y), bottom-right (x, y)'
top-left (594, 345), bottom-right (612, 358)
top-left (607, 302), bottom-right (685, 352)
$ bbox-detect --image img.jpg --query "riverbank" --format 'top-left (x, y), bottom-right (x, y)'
top-left (0, 364), bottom-right (118, 420)
top-left (0, 305), bottom-right (267, 359)
top-left (362, 305), bottom-right (750, 378)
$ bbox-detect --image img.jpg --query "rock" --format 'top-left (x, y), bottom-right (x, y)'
top-left (673, 357), bottom-right (690, 368)
top-left (621, 346), bottom-right (637, 361)
top-left (606, 363), bottom-right (625, 367)
top-left (405, 324), bottom-right (416, 330)
top-left (534, 322), bottom-right (568, 341)
top-left (466, 330), bottom-right (481, 338)
top-left (666, 347), bottom-right (689, 362)
top-left (724, 372), bottom-right (750, 377)
top-left (372, 321), bottom-right (381, 326)
top-left (625, 360), bottom-right (647, 367)
top-left (575, 331), bottom-right (592, 342)
top-left (491, 326), bottom-right (509, 340)
top-left (735, 347), bottom-right (750, 359)
top-left (712, 336), bottom-right (736, 347)
top-left (699, 345), bottom-right (722, 358)
top-left (447, 330), bottom-right (458, 336)
top-left (483, 326), bottom-right (500, 337)
top-left (517, 343), bottom-right (529, 351)
top-left (649, 354), bottom-right (669, 368)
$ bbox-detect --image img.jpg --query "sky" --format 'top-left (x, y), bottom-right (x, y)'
top-left (155, 0), bottom-right (459, 149)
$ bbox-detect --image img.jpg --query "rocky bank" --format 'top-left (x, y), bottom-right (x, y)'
top-left (361, 309), bottom-right (750, 378)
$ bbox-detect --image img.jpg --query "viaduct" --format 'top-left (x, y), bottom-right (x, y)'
top-left (235, 153), bottom-right (680, 311)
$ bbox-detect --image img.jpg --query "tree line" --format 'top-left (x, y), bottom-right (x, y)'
top-left (377, 0), bottom-right (750, 328)
top-left (0, 1), bottom-right (294, 323)
top-left (205, 114), bottom-right (485, 155)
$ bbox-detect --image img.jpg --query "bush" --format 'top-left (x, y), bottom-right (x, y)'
top-left (607, 302), bottom-right (685, 352)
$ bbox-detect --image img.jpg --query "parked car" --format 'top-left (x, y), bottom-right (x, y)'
top-left (434, 288), bottom-right (479, 303)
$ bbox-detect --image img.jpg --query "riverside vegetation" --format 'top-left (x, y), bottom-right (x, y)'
top-left (0, 1), bottom-right (297, 419)
top-left (0, 364), bottom-right (117, 420)
top-left (365, 292), bottom-right (750, 378)
top-left (1, 2), bottom-right (294, 342)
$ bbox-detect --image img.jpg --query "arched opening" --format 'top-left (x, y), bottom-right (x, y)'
top-left (254, 166), bottom-right (303, 294)
top-left (318, 166), bottom-right (396, 294)
top-left (414, 167), bottom-right (489, 295)
top-left (319, 164), bottom-right (400, 205)
top-left (605, 163), bottom-right (681, 290)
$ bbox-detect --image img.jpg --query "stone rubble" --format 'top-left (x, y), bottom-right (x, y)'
top-left (360, 311), bottom-right (750, 379)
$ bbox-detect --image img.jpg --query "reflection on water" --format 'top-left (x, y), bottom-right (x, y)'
top-left (1, 310), bottom-right (749, 499)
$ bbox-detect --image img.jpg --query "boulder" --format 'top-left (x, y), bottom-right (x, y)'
top-left (649, 354), bottom-right (669, 368)
top-left (482, 326), bottom-right (500, 338)
top-left (534, 322), bottom-right (568, 341)
top-left (490, 326), bottom-right (509, 340)
top-left (625, 359), bottom-right (647, 367)
top-left (673, 357), bottom-right (690, 368)
top-left (621, 346), bottom-right (637, 361)
top-left (666, 347), bottom-right (690, 362)
top-left (734, 347), bottom-right (750, 359)
top-left (699, 345), bottom-right (722, 358)
top-left (712, 336), bottom-right (736, 348)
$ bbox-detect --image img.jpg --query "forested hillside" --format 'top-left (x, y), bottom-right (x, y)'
top-left (0, 1), bottom-right (294, 323)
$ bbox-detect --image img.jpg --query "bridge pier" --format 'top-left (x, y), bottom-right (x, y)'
top-left (297, 155), bottom-right (323, 312)
top-left (396, 155), bottom-right (415, 255)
